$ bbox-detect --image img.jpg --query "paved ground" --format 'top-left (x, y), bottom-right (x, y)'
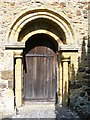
top-left (10, 102), bottom-right (80, 119)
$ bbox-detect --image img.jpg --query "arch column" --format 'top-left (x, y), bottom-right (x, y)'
top-left (14, 50), bottom-right (23, 107)
top-left (62, 57), bottom-right (70, 106)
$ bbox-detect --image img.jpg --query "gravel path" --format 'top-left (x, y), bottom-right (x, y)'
top-left (10, 102), bottom-right (80, 119)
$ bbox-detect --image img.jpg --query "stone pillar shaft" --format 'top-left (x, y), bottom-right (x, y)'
top-left (15, 57), bottom-right (22, 107)
top-left (59, 61), bottom-right (63, 105)
top-left (62, 59), bottom-right (69, 106)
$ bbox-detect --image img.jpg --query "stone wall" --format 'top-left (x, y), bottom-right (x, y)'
top-left (0, 0), bottom-right (89, 118)
top-left (69, 2), bottom-right (90, 119)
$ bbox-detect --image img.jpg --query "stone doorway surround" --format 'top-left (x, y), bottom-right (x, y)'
top-left (5, 7), bottom-right (78, 108)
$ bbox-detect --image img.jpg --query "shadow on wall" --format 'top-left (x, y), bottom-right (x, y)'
top-left (69, 36), bottom-right (90, 119)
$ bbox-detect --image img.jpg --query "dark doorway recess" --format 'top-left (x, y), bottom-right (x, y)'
top-left (23, 34), bottom-right (58, 102)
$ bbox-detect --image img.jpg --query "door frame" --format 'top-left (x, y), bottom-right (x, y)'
top-left (5, 43), bottom-right (78, 108)
top-left (13, 48), bottom-right (71, 107)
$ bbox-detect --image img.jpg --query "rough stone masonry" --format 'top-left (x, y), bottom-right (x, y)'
top-left (0, 0), bottom-right (89, 119)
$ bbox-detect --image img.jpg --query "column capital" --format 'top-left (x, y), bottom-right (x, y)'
top-left (61, 53), bottom-right (70, 59)
top-left (14, 50), bottom-right (23, 58)
top-left (61, 55), bottom-right (70, 62)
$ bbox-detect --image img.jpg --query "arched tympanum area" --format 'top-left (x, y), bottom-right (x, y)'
top-left (5, 8), bottom-right (78, 107)
top-left (18, 18), bottom-right (66, 44)
top-left (23, 34), bottom-right (58, 102)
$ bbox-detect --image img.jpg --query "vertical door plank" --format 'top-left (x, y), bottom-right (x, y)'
top-left (47, 47), bottom-right (51, 99)
top-left (33, 47), bottom-right (37, 98)
top-left (50, 57), bottom-right (53, 98)
top-left (32, 47), bottom-right (37, 98)
top-left (43, 46), bottom-right (47, 98)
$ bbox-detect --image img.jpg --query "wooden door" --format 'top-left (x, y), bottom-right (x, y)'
top-left (24, 40), bottom-right (57, 102)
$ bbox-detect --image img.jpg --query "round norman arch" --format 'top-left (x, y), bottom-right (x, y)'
top-left (6, 7), bottom-right (77, 46)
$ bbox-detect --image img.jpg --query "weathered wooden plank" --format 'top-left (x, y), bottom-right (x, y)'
top-left (43, 46), bottom-right (47, 98)
top-left (33, 47), bottom-right (37, 98)
top-left (25, 57), bottom-right (32, 99)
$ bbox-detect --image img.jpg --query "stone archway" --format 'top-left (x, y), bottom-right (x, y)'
top-left (5, 8), bottom-right (78, 108)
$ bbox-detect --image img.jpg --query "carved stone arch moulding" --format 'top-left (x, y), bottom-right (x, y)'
top-left (6, 7), bottom-right (78, 48)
